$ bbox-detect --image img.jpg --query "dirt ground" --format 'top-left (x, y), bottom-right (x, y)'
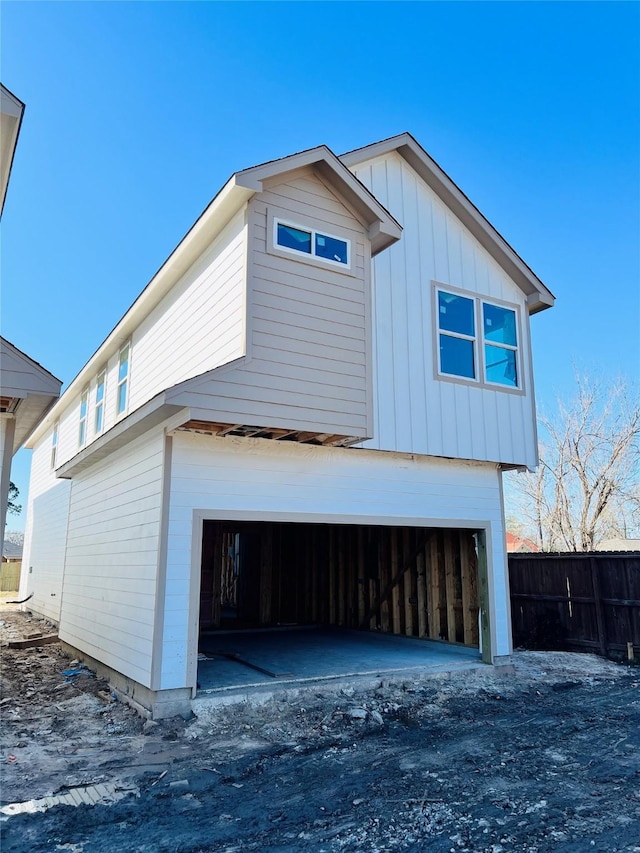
top-left (1, 603), bottom-right (639, 853)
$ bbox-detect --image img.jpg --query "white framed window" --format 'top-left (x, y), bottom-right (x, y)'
top-left (51, 421), bottom-right (59, 469)
top-left (274, 219), bottom-right (350, 268)
top-left (116, 343), bottom-right (130, 416)
top-left (436, 286), bottom-right (520, 389)
top-left (94, 368), bottom-right (106, 434)
top-left (78, 387), bottom-right (89, 447)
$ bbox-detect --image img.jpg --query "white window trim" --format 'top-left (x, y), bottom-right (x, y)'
top-left (51, 421), bottom-right (59, 470)
top-left (78, 387), bottom-right (89, 448)
top-left (94, 367), bottom-right (106, 435)
top-left (116, 342), bottom-right (131, 418)
top-left (433, 282), bottom-right (524, 395)
top-left (273, 217), bottom-right (351, 270)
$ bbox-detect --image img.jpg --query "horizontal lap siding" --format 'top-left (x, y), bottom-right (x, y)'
top-left (129, 210), bottom-right (247, 409)
top-left (244, 170), bottom-right (371, 436)
top-left (20, 438), bottom-right (71, 622)
top-left (59, 430), bottom-right (165, 687)
top-left (351, 153), bottom-right (537, 468)
top-left (160, 432), bottom-right (508, 690)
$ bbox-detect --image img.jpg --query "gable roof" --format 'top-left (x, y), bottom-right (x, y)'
top-left (341, 133), bottom-right (555, 315)
top-left (26, 145), bottom-right (401, 447)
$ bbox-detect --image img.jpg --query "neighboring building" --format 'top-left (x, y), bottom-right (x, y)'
top-left (20, 133), bottom-right (554, 718)
top-left (505, 532), bottom-right (540, 553)
top-left (595, 539), bottom-right (640, 552)
top-left (2, 540), bottom-right (23, 562)
top-left (0, 84), bottom-right (24, 218)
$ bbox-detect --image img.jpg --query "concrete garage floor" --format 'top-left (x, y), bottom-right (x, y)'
top-left (197, 627), bottom-right (483, 694)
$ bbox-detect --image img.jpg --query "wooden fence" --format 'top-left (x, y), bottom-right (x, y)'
top-left (509, 552), bottom-right (640, 658)
top-left (0, 561), bottom-right (21, 592)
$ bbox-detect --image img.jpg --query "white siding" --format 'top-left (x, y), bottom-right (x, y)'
top-left (20, 436), bottom-right (71, 623)
top-left (129, 209), bottom-right (247, 410)
top-left (59, 429), bottom-right (165, 688)
top-left (161, 432), bottom-right (509, 691)
top-left (350, 152), bottom-right (538, 468)
top-left (51, 210), bottom-right (247, 470)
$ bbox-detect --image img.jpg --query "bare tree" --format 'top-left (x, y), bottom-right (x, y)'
top-left (506, 374), bottom-right (640, 551)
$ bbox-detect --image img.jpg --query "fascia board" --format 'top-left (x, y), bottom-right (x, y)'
top-left (341, 133), bottom-right (555, 312)
top-left (237, 146), bottom-right (402, 253)
top-left (0, 84), bottom-right (25, 218)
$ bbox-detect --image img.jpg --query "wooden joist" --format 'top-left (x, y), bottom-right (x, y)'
top-left (178, 420), bottom-right (360, 446)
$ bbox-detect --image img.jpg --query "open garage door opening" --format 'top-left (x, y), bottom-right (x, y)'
top-left (197, 521), bottom-right (486, 690)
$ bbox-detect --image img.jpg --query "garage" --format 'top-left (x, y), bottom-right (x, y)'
top-left (197, 521), bottom-right (487, 691)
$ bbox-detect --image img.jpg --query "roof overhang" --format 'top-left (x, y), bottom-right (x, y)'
top-left (341, 133), bottom-right (555, 314)
top-left (0, 337), bottom-right (62, 454)
top-left (0, 84), bottom-right (25, 219)
top-left (236, 145), bottom-right (402, 256)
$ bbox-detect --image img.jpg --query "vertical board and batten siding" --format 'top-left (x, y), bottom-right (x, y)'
top-left (171, 170), bottom-right (372, 437)
top-left (59, 429), bottom-right (166, 688)
top-left (350, 152), bottom-right (537, 468)
top-left (19, 437), bottom-right (71, 622)
top-left (160, 432), bottom-right (509, 690)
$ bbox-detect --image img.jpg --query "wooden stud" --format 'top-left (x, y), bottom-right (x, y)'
top-left (329, 527), bottom-right (336, 625)
top-left (403, 528), bottom-right (414, 637)
top-left (443, 531), bottom-right (458, 642)
top-left (390, 529), bottom-right (401, 634)
top-left (416, 538), bottom-right (428, 638)
top-left (259, 527), bottom-right (273, 625)
top-left (460, 531), bottom-right (479, 646)
top-left (357, 528), bottom-right (366, 627)
top-left (379, 529), bottom-right (390, 632)
top-left (475, 531), bottom-right (492, 664)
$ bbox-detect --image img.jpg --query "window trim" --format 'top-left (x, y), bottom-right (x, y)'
top-left (271, 216), bottom-right (352, 271)
top-left (51, 421), bottom-right (59, 469)
top-left (94, 367), bottom-right (106, 435)
top-left (78, 386), bottom-right (89, 448)
top-left (116, 342), bottom-right (130, 417)
top-left (433, 282), bottom-right (525, 395)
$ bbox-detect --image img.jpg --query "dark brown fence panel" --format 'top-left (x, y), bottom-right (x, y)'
top-left (509, 552), bottom-right (640, 658)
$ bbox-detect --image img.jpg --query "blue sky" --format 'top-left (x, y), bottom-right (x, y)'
top-left (2, 1), bottom-right (639, 529)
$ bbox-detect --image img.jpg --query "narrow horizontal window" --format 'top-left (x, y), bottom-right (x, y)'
top-left (274, 219), bottom-right (350, 267)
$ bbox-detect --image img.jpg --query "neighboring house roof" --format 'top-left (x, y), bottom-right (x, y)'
top-left (0, 83), bottom-right (25, 219)
top-left (341, 132), bottom-right (555, 315)
top-left (595, 538), bottom-right (640, 552)
top-left (506, 532), bottom-right (540, 553)
top-left (2, 540), bottom-right (23, 561)
top-left (26, 144), bottom-right (402, 448)
top-left (0, 336), bottom-right (62, 453)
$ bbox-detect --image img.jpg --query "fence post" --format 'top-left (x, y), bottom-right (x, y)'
top-left (589, 556), bottom-right (607, 656)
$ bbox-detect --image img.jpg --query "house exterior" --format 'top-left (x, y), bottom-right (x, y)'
top-left (20, 133), bottom-right (554, 718)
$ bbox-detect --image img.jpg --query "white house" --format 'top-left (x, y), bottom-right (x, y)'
top-left (20, 133), bottom-right (554, 718)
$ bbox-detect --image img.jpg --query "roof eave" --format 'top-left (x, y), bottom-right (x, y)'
top-left (341, 133), bottom-right (555, 313)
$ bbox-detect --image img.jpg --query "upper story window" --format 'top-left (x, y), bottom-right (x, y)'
top-left (116, 343), bottom-right (130, 416)
top-left (51, 421), bottom-right (59, 469)
top-left (275, 220), bottom-right (349, 267)
top-left (436, 287), bottom-right (520, 389)
top-left (78, 388), bottom-right (89, 447)
top-left (94, 368), bottom-right (106, 434)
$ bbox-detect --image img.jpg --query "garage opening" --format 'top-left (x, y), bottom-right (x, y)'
top-left (198, 521), bottom-right (483, 689)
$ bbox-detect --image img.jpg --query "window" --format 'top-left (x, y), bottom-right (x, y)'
top-left (94, 368), bottom-right (106, 434)
top-left (275, 220), bottom-right (349, 266)
top-left (51, 421), bottom-right (59, 469)
top-left (116, 343), bottom-right (130, 415)
top-left (78, 388), bottom-right (88, 447)
top-left (436, 287), bottom-right (520, 389)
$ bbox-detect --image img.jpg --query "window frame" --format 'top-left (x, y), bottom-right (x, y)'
top-left (433, 282), bottom-right (524, 394)
top-left (272, 216), bottom-right (351, 271)
top-left (94, 367), bottom-right (106, 435)
top-left (116, 342), bottom-right (130, 417)
top-left (51, 421), bottom-right (59, 469)
top-left (78, 386), bottom-right (89, 448)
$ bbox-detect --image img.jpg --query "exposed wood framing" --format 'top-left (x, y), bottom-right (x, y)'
top-left (178, 420), bottom-right (361, 446)
top-left (200, 521), bottom-right (480, 648)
